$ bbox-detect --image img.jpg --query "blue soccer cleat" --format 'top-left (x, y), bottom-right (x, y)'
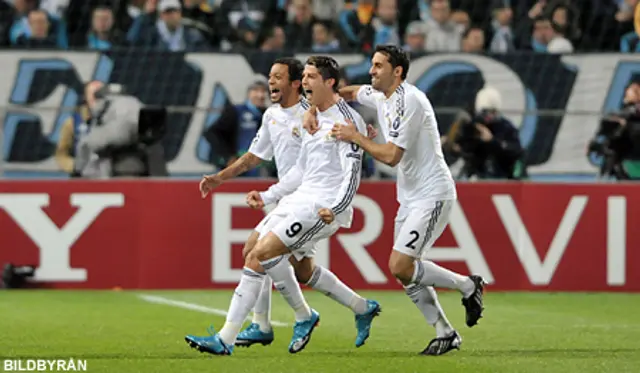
top-left (288, 309), bottom-right (320, 354)
top-left (355, 300), bottom-right (382, 347)
top-left (235, 323), bottom-right (275, 347)
top-left (185, 326), bottom-right (234, 356)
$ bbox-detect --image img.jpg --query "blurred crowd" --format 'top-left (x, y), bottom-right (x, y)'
top-left (1, 0), bottom-right (640, 53)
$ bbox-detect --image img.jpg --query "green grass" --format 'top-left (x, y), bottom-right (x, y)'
top-left (1, 290), bottom-right (639, 372)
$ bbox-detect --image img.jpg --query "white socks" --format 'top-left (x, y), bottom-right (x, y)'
top-left (412, 260), bottom-right (475, 297)
top-left (252, 276), bottom-right (273, 332)
top-left (260, 255), bottom-right (312, 322)
top-left (307, 265), bottom-right (368, 315)
top-left (405, 284), bottom-right (454, 338)
top-left (218, 267), bottom-right (265, 345)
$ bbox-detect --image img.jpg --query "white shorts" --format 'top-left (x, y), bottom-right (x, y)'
top-left (393, 200), bottom-right (453, 258)
top-left (259, 203), bottom-right (339, 261)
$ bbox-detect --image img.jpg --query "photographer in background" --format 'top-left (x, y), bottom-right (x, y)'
top-left (588, 82), bottom-right (640, 180)
top-left (205, 81), bottom-right (269, 177)
top-left (445, 86), bottom-right (524, 180)
top-left (73, 81), bottom-right (149, 178)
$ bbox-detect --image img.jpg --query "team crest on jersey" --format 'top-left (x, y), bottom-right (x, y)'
top-left (324, 131), bottom-right (336, 141)
top-left (292, 126), bottom-right (301, 138)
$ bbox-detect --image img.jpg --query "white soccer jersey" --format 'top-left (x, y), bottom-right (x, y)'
top-left (260, 99), bottom-right (366, 228)
top-left (248, 98), bottom-right (310, 178)
top-left (356, 82), bottom-right (456, 208)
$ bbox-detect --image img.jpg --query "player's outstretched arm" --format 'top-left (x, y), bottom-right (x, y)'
top-left (332, 120), bottom-right (404, 166)
top-left (216, 152), bottom-right (263, 181)
top-left (338, 85), bottom-right (363, 102)
top-left (199, 152), bottom-right (263, 198)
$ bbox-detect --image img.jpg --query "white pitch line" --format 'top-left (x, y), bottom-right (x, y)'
top-left (138, 294), bottom-right (290, 327)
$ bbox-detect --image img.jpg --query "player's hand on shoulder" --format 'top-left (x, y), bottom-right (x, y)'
top-left (246, 190), bottom-right (265, 209)
top-left (199, 173), bottom-right (222, 198)
top-left (366, 124), bottom-right (378, 139)
top-left (318, 208), bottom-right (334, 224)
top-left (303, 107), bottom-right (319, 134)
top-left (332, 119), bottom-right (358, 142)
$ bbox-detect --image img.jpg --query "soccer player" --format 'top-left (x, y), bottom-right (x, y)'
top-left (185, 57), bottom-right (380, 356)
top-left (317, 45), bottom-right (486, 355)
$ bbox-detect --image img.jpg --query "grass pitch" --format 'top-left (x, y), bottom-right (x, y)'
top-left (1, 290), bottom-right (639, 373)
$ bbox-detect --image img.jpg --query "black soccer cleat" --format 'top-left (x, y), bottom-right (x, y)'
top-left (462, 275), bottom-right (486, 327)
top-left (421, 331), bottom-right (462, 356)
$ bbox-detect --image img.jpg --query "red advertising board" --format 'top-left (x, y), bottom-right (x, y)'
top-left (0, 180), bottom-right (638, 291)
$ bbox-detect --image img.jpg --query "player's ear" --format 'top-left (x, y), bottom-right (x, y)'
top-left (393, 66), bottom-right (402, 78)
top-left (292, 80), bottom-right (301, 91)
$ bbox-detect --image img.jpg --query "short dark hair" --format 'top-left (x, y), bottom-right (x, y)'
top-left (273, 57), bottom-right (304, 94)
top-left (305, 56), bottom-right (341, 92)
top-left (374, 44), bottom-right (410, 80)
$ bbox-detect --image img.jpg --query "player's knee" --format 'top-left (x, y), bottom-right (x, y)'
top-left (388, 253), bottom-right (414, 284)
top-left (294, 264), bottom-right (314, 284)
top-left (244, 251), bottom-right (263, 272)
top-left (242, 231), bottom-right (259, 260)
top-left (253, 237), bottom-right (277, 263)
top-left (291, 257), bottom-right (314, 283)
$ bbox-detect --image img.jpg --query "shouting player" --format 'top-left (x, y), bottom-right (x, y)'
top-left (309, 45), bottom-right (486, 355)
top-left (185, 57), bottom-right (380, 356)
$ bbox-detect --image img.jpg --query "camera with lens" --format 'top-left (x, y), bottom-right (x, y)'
top-left (588, 103), bottom-right (640, 180)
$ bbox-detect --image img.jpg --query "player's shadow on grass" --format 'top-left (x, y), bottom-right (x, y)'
top-left (302, 347), bottom-right (640, 359)
top-left (466, 348), bottom-right (640, 358)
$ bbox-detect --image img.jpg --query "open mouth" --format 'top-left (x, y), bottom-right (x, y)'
top-left (270, 88), bottom-right (280, 99)
top-left (305, 89), bottom-right (313, 96)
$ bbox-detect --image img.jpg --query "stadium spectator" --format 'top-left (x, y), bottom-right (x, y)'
top-left (450, 9), bottom-right (471, 32)
top-left (216, 0), bottom-right (282, 50)
top-left (285, 0), bottom-right (317, 50)
top-left (311, 20), bottom-right (341, 52)
top-left (338, 0), bottom-right (376, 51)
top-left (311, 0), bottom-right (345, 21)
top-left (621, 3), bottom-right (640, 53)
top-left (0, 0), bottom-right (16, 46)
top-left (371, 0), bottom-right (401, 48)
top-left (181, 0), bottom-right (220, 47)
top-left (488, 1), bottom-right (515, 53)
top-left (425, 0), bottom-right (464, 52)
top-left (461, 26), bottom-right (485, 53)
top-left (204, 81), bottom-right (268, 176)
top-left (259, 25), bottom-right (285, 51)
top-left (230, 18), bottom-right (259, 50)
top-left (14, 9), bottom-right (60, 48)
top-left (10, 0), bottom-right (68, 48)
top-left (133, 0), bottom-right (208, 51)
top-left (39, 0), bottom-right (70, 19)
top-left (86, 6), bottom-right (122, 51)
top-left (550, 3), bottom-right (581, 45)
top-left (547, 20), bottom-right (574, 53)
top-left (403, 20), bottom-right (427, 53)
top-left (529, 15), bottom-right (575, 52)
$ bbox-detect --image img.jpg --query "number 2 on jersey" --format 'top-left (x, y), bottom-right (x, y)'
top-left (405, 230), bottom-right (420, 250)
top-left (286, 222), bottom-right (303, 237)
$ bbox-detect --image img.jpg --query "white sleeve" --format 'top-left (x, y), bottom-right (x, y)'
top-left (248, 112), bottom-right (274, 160)
top-left (388, 94), bottom-right (421, 150)
top-left (355, 85), bottom-right (382, 109)
top-left (330, 112), bottom-right (366, 215)
top-left (259, 139), bottom-right (306, 205)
